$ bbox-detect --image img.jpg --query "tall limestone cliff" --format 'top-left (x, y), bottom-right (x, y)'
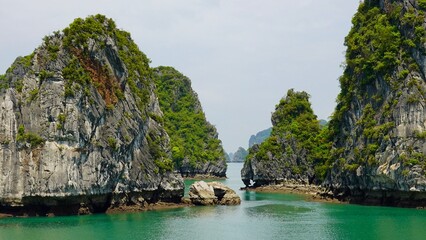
top-left (0, 15), bottom-right (183, 215)
top-left (241, 90), bottom-right (329, 187)
top-left (153, 66), bottom-right (227, 178)
top-left (326, 0), bottom-right (426, 206)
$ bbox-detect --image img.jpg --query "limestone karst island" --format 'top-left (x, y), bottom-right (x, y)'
top-left (1, 0), bottom-right (426, 239)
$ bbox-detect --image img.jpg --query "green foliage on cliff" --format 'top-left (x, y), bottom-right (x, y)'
top-left (63, 14), bottom-right (117, 50)
top-left (0, 74), bottom-right (7, 90)
top-left (331, 2), bottom-right (401, 133)
top-left (16, 125), bottom-right (44, 148)
top-left (63, 14), bottom-right (151, 110)
top-left (420, 0), bottom-right (426, 10)
top-left (331, 2), bottom-right (391, 148)
top-left (62, 57), bottom-right (91, 85)
top-left (114, 28), bottom-right (151, 110)
top-left (153, 66), bottom-right (225, 169)
top-left (272, 90), bottom-right (319, 139)
top-left (27, 88), bottom-right (39, 102)
top-left (331, 1), bottom-right (425, 135)
top-left (62, 56), bottom-right (92, 98)
top-left (107, 137), bottom-right (117, 150)
top-left (328, 1), bottom-right (426, 171)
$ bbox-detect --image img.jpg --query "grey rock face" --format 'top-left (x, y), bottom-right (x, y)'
top-left (0, 16), bottom-right (183, 215)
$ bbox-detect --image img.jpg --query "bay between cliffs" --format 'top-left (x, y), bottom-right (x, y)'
top-left (1, 163), bottom-right (426, 240)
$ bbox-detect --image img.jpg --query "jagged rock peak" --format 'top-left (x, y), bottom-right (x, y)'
top-left (0, 15), bottom-right (183, 216)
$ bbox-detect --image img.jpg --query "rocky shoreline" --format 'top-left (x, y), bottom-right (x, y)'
top-left (105, 201), bottom-right (194, 214)
top-left (242, 183), bottom-right (426, 209)
top-left (242, 183), bottom-right (343, 204)
top-left (0, 181), bottom-right (241, 218)
top-left (0, 201), bottom-right (194, 218)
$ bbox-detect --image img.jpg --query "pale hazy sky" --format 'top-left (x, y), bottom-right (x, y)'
top-left (0, 0), bottom-right (359, 153)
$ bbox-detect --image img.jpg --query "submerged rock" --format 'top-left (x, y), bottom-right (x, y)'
top-left (189, 181), bottom-right (241, 206)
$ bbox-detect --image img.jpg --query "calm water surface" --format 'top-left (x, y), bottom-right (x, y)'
top-left (1, 163), bottom-right (426, 240)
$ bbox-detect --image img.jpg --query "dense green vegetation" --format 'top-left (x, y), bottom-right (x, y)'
top-left (62, 56), bottom-right (92, 98)
top-left (328, 0), bottom-right (426, 172)
top-left (62, 14), bottom-right (151, 110)
top-left (115, 29), bottom-right (151, 109)
top-left (16, 125), bottom-right (44, 148)
top-left (331, 1), bottom-right (400, 134)
top-left (0, 74), bottom-right (7, 90)
top-left (63, 14), bottom-right (116, 50)
top-left (247, 89), bottom-right (331, 180)
top-left (331, 0), bottom-right (424, 134)
top-left (0, 54), bottom-right (33, 91)
top-left (153, 66), bottom-right (225, 169)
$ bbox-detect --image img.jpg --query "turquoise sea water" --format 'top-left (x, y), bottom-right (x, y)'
top-left (1, 163), bottom-right (426, 240)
